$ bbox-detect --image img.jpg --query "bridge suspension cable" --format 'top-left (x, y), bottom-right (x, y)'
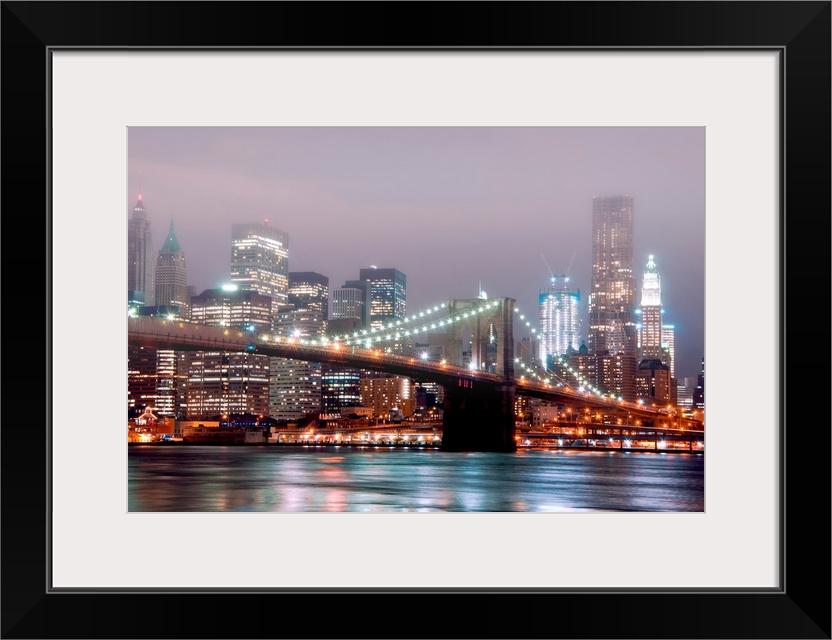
top-left (510, 303), bottom-right (624, 402)
top-left (275, 298), bottom-right (505, 350)
top-left (328, 299), bottom-right (452, 343)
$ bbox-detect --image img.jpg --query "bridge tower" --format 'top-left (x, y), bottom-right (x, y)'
top-left (440, 297), bottom-right (516, 452)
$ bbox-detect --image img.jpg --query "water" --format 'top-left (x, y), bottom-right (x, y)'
top-left (128, 445), bottom-right (704, 512)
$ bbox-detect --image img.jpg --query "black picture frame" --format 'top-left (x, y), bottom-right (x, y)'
top-left (2, 2), bottom-right (829, 638)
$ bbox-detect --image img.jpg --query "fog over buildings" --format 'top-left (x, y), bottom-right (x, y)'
top-left (128, 126), bottom-right (704, 378)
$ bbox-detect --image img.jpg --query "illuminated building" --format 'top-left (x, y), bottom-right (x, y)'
top-left (127, 305), bottom-right (188, 417)
top-left (127, 194), bottom-right (155, 306)
top-left (358, 267), bottom-right (406, 330)
top-left (185, 286), bottom-right (271, 419)
top-left (693, 358), bottom-right (705, 409)
top-left (359, 376), bottom-right (415, 419)
top-left (323, 280), bottom-right (368, 414)
top-left (321, 366), bottom-right (362, 414)
top-left (566, 343), bottom-right (596, 391)
top-left (635, 358), bottom-right (673, 405)
top-left (288, 272), bottom-right (329, 319)
top-left (538, 275), bottom-right (581, 366)
top-left (189, 285), bottom-right (272, 329)
top-left (332, 286), bottom-right (366, 326)
top-left (154, 218), bottom-right (190, 315)
top-left (230, 223), bottom-right (289, 322)
top-left (638, 255), bottom-right (663, 359)
top-left (269, 305), bottom-right (325, 421)
top-left (677, 376), bottom-right (697, 408)
top-left (588, 195), bottom-right (636, 356)
top-left (661, 324), bottom-right (676, 379)
top-left (596, 351), bottom-right (637, 402)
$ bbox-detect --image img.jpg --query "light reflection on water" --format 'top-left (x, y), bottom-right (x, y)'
top-left (128, 446), bottom-right (704, 513)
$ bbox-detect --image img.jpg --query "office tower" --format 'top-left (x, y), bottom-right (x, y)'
top-left (343, 279), bottom-right (370, 327)
top-left (269, 305), bottom-right (325, 422)
top-left (693, 358), bottom-right (705, 409)
top-left (567, 342), bottom-right (596, 391)
top-left (288, 272), bottom-right (329, 319)
top-left (676, 376), bottom-right (698, 408)
top-left (230, 223), bottom-right (289, 321)
top-left (154, 218), bottom-right (190, 315)
top-left (332, 287), bottom-right (367, 326)
top-left (639, 254), bottom-right (664, 362)
top-left (661, 324), bottom-right (676, 379)
top-left (588, 195), bottom-right (636, 356)
top-left (360, 375), bottom-right (415, 419)
top-left (321, 365), bottom-right (362, 415)
top-left (127, 194), bottom-right (155, 306)
top-left (127, 305), bottom-right (188, 418)
top-left (358, 267), bottom-right (406, 330)
top-left (185, 286), bottom-right (272, 418)
top-left (596, 352), bottom-right (638, 402)
top-left (322, 279), bottom-right (369, 414)
top-left (538, 275), bottom-right (581, 367)
top-left (635, 358), bottom-right (672, 405)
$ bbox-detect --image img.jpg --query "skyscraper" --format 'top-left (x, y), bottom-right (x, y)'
top-left (288, 272), bottom-right (329, 319)
top-left (270, 305), bottom-right (325, 421)
top-left (588, 195), bottom-right (636, 356)
top-left (538, 275), bottom-right (581, 366)
top-left (323, 279), bottom-right (368, 415)
top-left (332, 286), bottom-right (367, 326)
top-left (358, 267), bottom-right (406, 330)
top-left (661, 324), bottom-right (676, 379)
top-left (639, 254), bottom-right (663, 360)
top-left (127, 194), bottom-right (155, 306)
top-left (271, 273), bottom-right (330, 421)
top-left (154, 218), bottom-right (189, 315)
top-left (186, 286), bottom-right (272, 418)
top-left (230, 223), bottom-right (289, 321)
top-left (693, 358), bottom-right (705, 409)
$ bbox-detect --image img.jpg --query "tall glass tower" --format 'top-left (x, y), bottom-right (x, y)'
top-left (538, 275), bottom-right (581, 366)
top-left (639, 254), bottom-right (663, 360)
top-left (230, 223), bottom-right (289, 322)
top-left (127, 194), bottom-right (155, 306)
top-left (359, 267), bottom-right (406, 330)
top-left (154, 218), bottom-right (189, 314)
top-left (288, 272), bottom-right (329, 319)
top-left (588, 195), bottom-right (636, 356)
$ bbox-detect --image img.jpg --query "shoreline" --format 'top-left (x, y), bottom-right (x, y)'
top-left (128, 441), bottom-right (703, 455)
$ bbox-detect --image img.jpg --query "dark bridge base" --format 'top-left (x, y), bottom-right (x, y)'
top-left (442, 383), bottom-right (516, 452)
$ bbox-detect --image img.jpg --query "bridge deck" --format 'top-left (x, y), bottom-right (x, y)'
top-left (128, 316), bottom-right (703, 427)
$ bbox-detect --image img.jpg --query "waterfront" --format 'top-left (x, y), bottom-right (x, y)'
top-left (128, 445), bottom-right (704, 512)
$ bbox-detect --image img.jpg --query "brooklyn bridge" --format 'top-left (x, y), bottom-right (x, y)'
top-left (129, 296), bottom-right (703, 452)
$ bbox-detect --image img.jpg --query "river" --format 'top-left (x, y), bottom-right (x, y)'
top-left (128, 445), bottom-right (704, 512)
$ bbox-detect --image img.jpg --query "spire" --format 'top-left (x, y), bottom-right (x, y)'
top-left (646, 254), bottom-right (657, 272)
top-left (132, 194), bottom-right (147, 219)
top-left (160, 217), bottom-right (182, 253)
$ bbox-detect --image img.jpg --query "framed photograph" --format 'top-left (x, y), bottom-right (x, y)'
top-left (2, 2), bottom-right (829, 638)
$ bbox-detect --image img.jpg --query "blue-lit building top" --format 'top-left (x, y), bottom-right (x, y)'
top-left (538, 275), bottom-right (581, 365)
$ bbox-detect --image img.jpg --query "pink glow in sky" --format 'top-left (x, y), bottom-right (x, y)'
top-left (128, 126), bottom-right (705, 378)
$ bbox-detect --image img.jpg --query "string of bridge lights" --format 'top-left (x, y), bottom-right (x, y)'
top-left (264, 298), bottom-right (505, 351)
top-left (259, 295), bottom-right (623, 403)
top-left (510, 303), bottom-right (623, 402)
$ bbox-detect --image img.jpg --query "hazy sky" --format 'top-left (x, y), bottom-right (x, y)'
top-left (128, 127), bottom-right (705, 379)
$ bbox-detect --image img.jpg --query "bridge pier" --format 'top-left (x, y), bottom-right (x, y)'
top-left (442, 382), bottom-right (516, 452)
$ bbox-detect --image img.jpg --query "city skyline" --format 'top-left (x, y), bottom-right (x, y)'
top-left (128, 127), bottom-right (704, 378)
